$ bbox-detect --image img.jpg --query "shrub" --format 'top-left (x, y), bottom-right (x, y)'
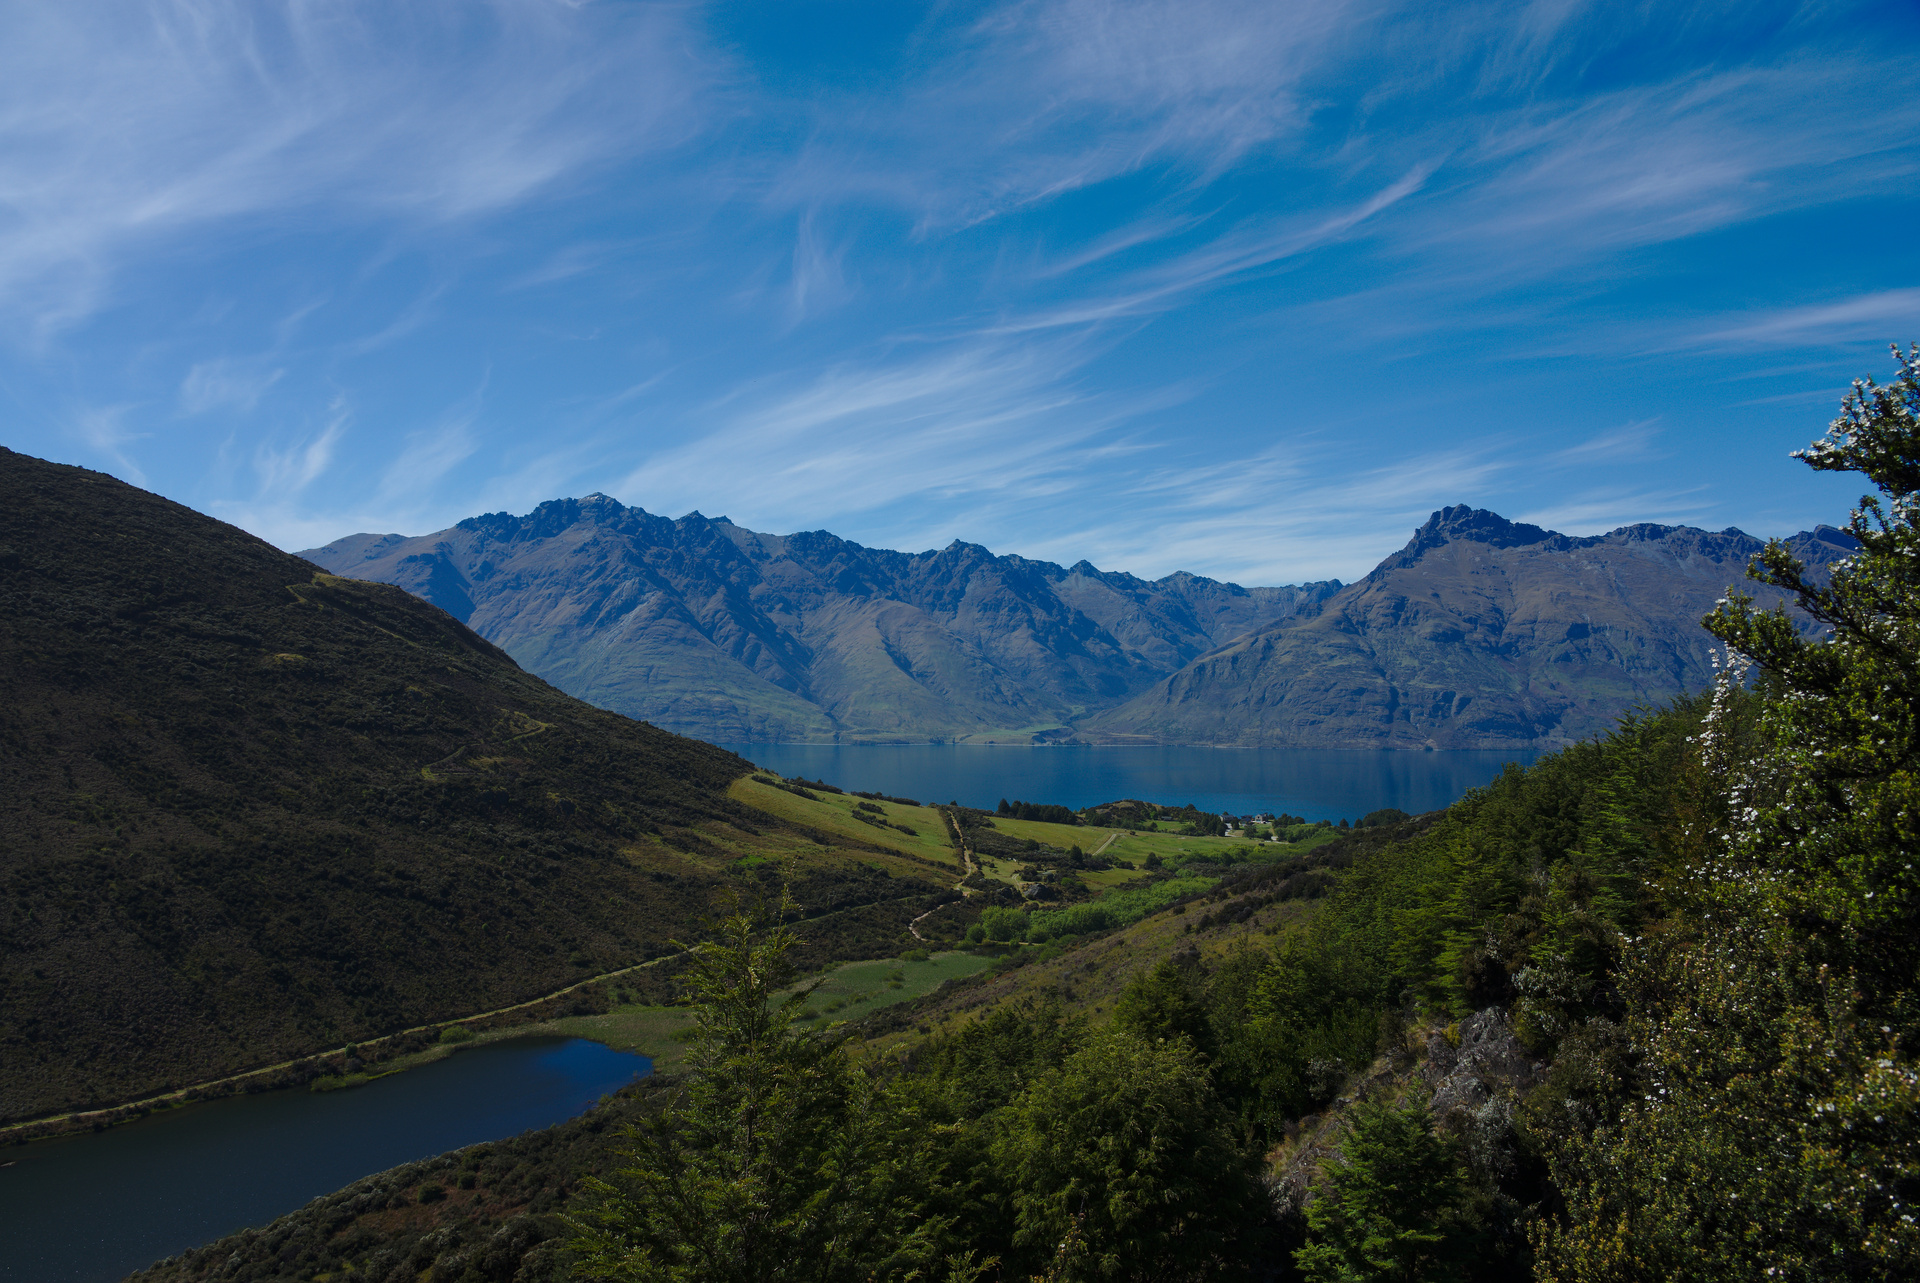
top-left (980, 906), bottom-right (1028, 943)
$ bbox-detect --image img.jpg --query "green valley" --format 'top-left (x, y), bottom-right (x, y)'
top-left (118, 351), bottom-right (1920, 1282)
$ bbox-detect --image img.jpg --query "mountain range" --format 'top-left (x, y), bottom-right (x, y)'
top-left (303, 498), bottom-right (1857, 750)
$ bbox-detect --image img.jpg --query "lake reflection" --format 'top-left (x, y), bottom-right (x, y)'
top-left (718, 744), bottom-right (1540, 822)
top-left (1, 1037), bottom-right (648, 1283)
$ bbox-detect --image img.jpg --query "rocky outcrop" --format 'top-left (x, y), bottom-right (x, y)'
top-left (1271, 1005), bottom-right (1546, 1214)
top-left (1423, 1006), bottom-right (1543, 1118)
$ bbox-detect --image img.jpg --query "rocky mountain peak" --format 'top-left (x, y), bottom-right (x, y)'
top-left (1414, 505), bottom-right (1555, 549)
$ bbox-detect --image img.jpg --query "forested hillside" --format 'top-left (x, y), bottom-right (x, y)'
top-left (0, 449), bottom-right (950, 1124)
top-left (145, 349), bottom-right (1920, 1281)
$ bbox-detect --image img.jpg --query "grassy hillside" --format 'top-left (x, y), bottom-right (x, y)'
top-left (725, 776), bottom-right (961, 870)
top-left (0, 449), bottom-right (949, 1124)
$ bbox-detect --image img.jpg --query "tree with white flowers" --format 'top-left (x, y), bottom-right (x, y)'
top-left (1541, 346), bottom-right (1920, 1281)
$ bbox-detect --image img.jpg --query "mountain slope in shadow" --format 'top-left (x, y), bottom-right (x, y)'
top-left (0, 450), bottom-right (932, 1123)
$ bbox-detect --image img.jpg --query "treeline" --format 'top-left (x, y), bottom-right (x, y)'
top-left (996, 798), bottom-right (1080, 825)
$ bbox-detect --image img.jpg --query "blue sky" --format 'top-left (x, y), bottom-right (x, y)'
top-left (3, 0), bottom-right (1917, 585)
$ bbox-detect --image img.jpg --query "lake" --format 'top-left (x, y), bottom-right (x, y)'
top-left (0, 1037), bottom-right (649, 1283)
top-left (717, 744), bottom-right (1540, 821)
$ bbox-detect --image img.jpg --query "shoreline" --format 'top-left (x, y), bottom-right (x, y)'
top-left (0, 949), bottom-right (697, 1147)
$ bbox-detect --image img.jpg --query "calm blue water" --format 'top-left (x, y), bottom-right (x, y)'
top-left (0, 1037), bottom-right (649, 1283)
top-left (718, 744), bottom-right (1540, 822)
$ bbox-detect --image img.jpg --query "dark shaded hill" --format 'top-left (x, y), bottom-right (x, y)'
top-left (0, 449), bottom-right (938, 1123)
top-left (300, 496), bottom-right (1340, 743)
top-left (1085, 507), bottom-right (1857, 748)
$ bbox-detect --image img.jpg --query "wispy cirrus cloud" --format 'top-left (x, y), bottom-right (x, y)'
top-left (5, 0), bottom-right (1913, 589)
top-left (0, 0), bottom-right (724, 335)
top-left (1015, 441), bottom-right (1519, 585)
top-left (614, 328), bottom-right (1143, 530)
top-left (1691, 288), bottom-right (1920, 349)
top-left (1547, 420), bottom-right (1663, 464)
top-left (179, 358), bottom-right (284, 416)
top-left (247, 396), bottom-right (349, 501)
top-left (1513, 487), bottom-right (1717, 535)
top-left (1437, 59), bottom-right (1920, 258)
top-left (68, 404), bottom-right (147, 485)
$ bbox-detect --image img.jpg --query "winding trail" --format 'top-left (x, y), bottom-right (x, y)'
top-left (909, 846), bottom-right (979, 942)
top-left (911, 808), bottom-right (987, 942)
top-left (908, 822), bottom-right (1125, 941)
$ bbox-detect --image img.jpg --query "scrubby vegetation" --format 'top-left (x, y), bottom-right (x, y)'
top-left (968, 878), bottom-right (1214, 945)
top-left (996, 798), bottom-right (1081, 825)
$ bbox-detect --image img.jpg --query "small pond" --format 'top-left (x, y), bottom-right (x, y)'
top-left (1, 1037), bottom-right (649, 1283)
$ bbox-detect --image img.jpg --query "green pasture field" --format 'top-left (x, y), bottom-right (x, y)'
top-left (1102, 830), bottom-right (1252, 864)
top-left (1270, 826), bottom-right (1342, 853)
top-left (1075, 864), bottom-right (1155, 889)
top-left (983, 814), bottom-right (1099, 849)
top-left (728, 776), bottom-right (962, 868)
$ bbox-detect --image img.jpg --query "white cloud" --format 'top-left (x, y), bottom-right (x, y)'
top-left (0, 0), bottom-right (724, 335)
top-left (614, 329), bottom-right (1133, 528)
top-left (250, 397), bottom-right (349, 499)
top-left (1340, 54), bottom-right (1920, 309)
top-left (375, 384), bottom-right (487, 504)
top-left (1692, 288), bottom-right (1920, 349)
top-left (1547, 419), bottom-right (1661, 463)
top-left (179, 358), bottom-right (284, 415)
top-left (1029, 443), bottom-right (1518, 584)
top-left (1512, 487), bottom-right (1715, 535)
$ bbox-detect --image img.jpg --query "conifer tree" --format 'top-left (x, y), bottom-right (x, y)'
top-left (569, 892), bottom-right (942, 1282)
top-left (1294, 1101), bottom-right (1478, 1283)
